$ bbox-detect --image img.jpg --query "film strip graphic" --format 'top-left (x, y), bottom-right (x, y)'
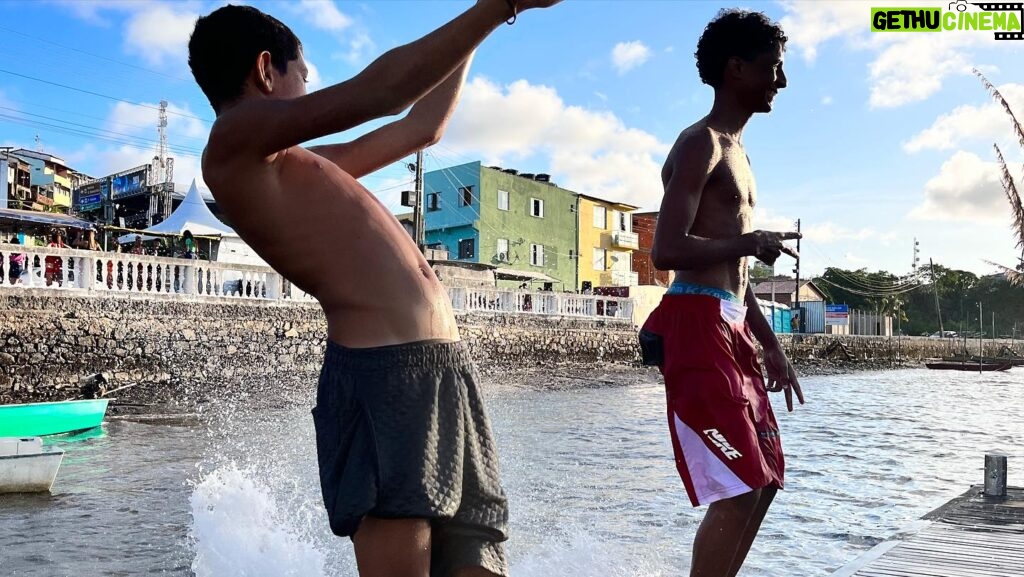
top-left (971, 2), bottom-right (1024, 39)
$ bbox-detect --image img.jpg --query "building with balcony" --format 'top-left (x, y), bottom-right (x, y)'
top-left (10, 149), bottom-right (75, 213)
top-left (1, 153), bottom-right (33, 211)
top-left (576, 194), bottom-right (639, 291)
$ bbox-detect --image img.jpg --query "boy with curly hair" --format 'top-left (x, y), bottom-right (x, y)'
top-left (642, 9), bottom-right (806, 576)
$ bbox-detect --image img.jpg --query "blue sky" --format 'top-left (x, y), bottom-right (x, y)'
top-left (2, 0), bottom-right (1023, 277)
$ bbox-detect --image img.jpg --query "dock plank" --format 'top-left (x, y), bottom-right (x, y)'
top-left (832, 486), bottom-right (1024, 577)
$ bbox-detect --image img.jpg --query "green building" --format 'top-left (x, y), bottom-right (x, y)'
top-left (423, 161), bottom-right (579, 290)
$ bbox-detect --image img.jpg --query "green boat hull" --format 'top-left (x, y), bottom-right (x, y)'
top-left (0, 399), bottom-right (109, 437)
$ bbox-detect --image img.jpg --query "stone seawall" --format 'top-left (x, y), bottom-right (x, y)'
top-left (0, 290), bottom-right (638, 405)
top-left (0, 289), bottom-right (1014, 405)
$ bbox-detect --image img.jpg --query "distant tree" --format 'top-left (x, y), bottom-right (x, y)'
top-left (975, 69), bottom-right (1024, 285)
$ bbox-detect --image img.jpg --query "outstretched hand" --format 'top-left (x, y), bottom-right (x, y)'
top-left (763, 344), bottom-right (805, 412)
top-left (744, 230), bottom-right (801, 266)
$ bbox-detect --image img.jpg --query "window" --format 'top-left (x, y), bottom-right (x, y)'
top-left (530, 244), bottom-right (545, 266)
top-left (593, 206), bottom-right (607, 229)
top-left (530, 198), bottom-right (544, 218)
top-left (427, 193), bottom-right (440, 212)
top-left (459, 186), bottom-right (474, 207)
top-left (497, 189), bottom-right (509, 211)
top-left (615, 210), bottom-right (630, 232)
top-left (497, 238), bottom-right (509, 261)
top-left (593, 248), bottom-right (606, 271)
top-left (458, 238), bottom-right (475, 260)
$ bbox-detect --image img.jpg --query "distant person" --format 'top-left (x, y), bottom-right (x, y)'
top-left (45, 230), bottom-right (67, 286)
top-left (641, 10), bottom-right (805, 577)
top-left (8, 237), bottom-right (25, 285)
top-left (130, 235), bottom-right (145, 255)
top-left (187, 2), bottom-right (560, 576)
top-left (182, 230), bottom-right (198, 260)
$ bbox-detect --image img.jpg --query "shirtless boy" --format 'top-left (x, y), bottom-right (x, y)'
top-left (187, 2), bottom-right (558, 576)
top-left (641, 10), bottom-right (806, 577)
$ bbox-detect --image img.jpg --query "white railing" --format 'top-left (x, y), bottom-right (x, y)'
top-left (449, 286), bottom-right (634, 322)
top-left (0, 244), bottom-right (314, 302)
top-left (0, 245), bottom-right (634, 321)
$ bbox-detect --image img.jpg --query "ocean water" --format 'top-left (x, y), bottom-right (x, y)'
top-left (2, 367), bottom-right (1022, 576)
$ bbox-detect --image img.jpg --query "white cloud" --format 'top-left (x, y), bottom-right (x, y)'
top-left (845, 253), bottom-right (868, 264)
top-left (107, 101), bottom-right (209, 141)
top-left (777, 0), bottom-right (1015, 108)
top-left (752, 207), bottom-right (797, 233)
top-left (611, 41), bottom-right (651, 75)
top-left (866, 33), bottom-right (975, 109)
top-left (821, 96), bottom-right (833, 105)
top-left (305, 59), bottom-right (324, 91)
top-left (778, 0), bottom-right (870, 63)
top-left (804, 222), bottom-right (879, 244)
top-left (753, 208), bottom-right (879, 244)
top-left (287, 0), bottom-right (373, 67)
top-left (904, 83), bottom-right (1024, 153)
top-left (909, 150), bottom-right (1007, 221)
top-left (294, 0), bottom-right (352, 32)
top-left (339, 30), bottom-right (375, 66)
top-left (442, 77), bottom-right (668, 209)
top-left (123, 4), bottom-right (199, 66)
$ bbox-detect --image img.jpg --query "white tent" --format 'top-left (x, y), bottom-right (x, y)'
top-left (118, 179), bottom-right (236, 243)
top-left (116, 180), bottom-right (268, 267)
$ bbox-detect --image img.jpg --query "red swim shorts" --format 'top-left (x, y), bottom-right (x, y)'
top-left (643, 294), bottom-right (784, 506)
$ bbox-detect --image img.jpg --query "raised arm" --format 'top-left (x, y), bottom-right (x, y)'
top-left (308, 55), bottom-right (474, 179)
top-left (210, 0), bottom-right (557, 162)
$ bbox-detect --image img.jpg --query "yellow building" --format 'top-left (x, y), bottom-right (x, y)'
top-left (11, 149), bottom-right (74, 212)
top-left (576, 194), bottom-right (639, 291)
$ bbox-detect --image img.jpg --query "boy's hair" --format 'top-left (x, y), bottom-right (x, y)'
top-left (695, 9), bottom-right (787, 89)
top-left (188, 5), bottom-right (301, 113)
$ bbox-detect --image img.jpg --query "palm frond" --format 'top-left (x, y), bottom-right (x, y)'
top-left (994, 144), bottom-right (1024, 249)
top-left (974, 68), bottom-right (1024, 152)
top-left (984, 260), bottom-right (1024, 286)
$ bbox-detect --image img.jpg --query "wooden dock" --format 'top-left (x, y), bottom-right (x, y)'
top-left (832, 485), bottom-right (1024, 577)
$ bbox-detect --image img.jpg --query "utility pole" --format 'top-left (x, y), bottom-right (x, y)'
top-left (912, 237), bottom-right (920, 274)
top-left (978, 302), bottom-right (984, 368)
top-left (931, 258), bottom-right (944, 336)
top-left (793, 218), bottom-right (802, 333)
top-left (411, 150), bottom-right (425, 253)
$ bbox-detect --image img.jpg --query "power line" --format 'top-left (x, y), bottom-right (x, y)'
top-left (0, 97), bottom-right (210, 144)
top-left (0, 25), bottom-right (192, 83)
top-left (0, 113), bottom-right (204, 159)
top-left (0, 67), bottom-right (213, 124)
top-left (815, 275), bottom-right (928, 298)
top-left (0, 107), bottom-right (205, 155)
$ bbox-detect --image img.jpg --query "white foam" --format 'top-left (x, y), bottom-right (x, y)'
top-left (188, 465), bottom-right (670, 577)
top-left (189, 464), bottom-right (329, 577)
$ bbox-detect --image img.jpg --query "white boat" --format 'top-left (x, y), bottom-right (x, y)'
top-left (0, 437), bottom-right (65, 493)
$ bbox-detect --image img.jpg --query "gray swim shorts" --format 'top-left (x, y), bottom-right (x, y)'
top-left (312, 339), bottom-right (509, 577)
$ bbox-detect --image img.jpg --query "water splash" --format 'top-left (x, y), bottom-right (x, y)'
top-left (188, 464), bottom-right (671, 577)
top-left (189, 464), bottom-right (329, 577)
top-left (511, 531), bottom-right (668, 577)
